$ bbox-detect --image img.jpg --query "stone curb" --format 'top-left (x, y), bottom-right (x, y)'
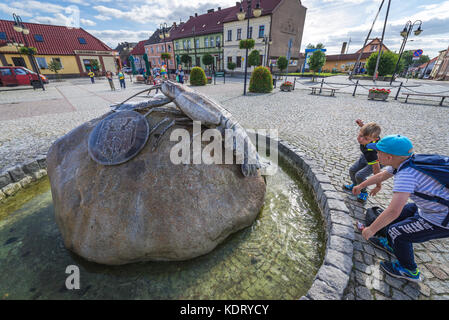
top-left (0, 156), bottom-right (48, 200)
top-left (274, 137), bottom-right (354, 300)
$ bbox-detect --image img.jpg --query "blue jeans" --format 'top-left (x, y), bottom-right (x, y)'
top-left (386, 203), bottom-right (449, 270)
top-left (120, 79), bottom-right (125, 88)
top-left (349, 155), bottom-right (373, 193)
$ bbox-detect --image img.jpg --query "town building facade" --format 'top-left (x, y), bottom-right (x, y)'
top-left (430, 47), bottom-right (449, 80)
top-left (0, 19), bottom-right (117, 78)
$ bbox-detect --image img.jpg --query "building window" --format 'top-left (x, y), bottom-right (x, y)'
top-left (258, 25), bottom-right (265, 38)
top-left (78, 37), bottom-right (87, 44)
top-left (36, 57), bottom-right (48, 69)
top-left (34, 34), bottom-right (44, 42)
top-left (248, 27), bottom-right (253, 39)
top-left (210, 37), bottom-right (214, 47)
top-left (159, 59), bottom-right (161, 64)
top-left (175, 42), bottom-right (179, 50)
top-left (151, 46), bottom-right (154, 53)
top-left (195, 39), bottom-right (200, 48)
top-left (227, 30), bottom-right (232, 41)
top-left (168, 44), bottom-right (171, 52)
top-left (183, 40), bottom-right (186, 49)
top-left (187, 40), bottom-right (191, 49)
top-left (370, 45), bottom-right (378, 51)
top-left (216, 36), bottom-right (221, 46)
top-left (227, 56), bottom-right (232, 65)
top-left (236, 56), bottom-right (242, 68)
top-left (161, 45), bottom-right (164, 52)
top-left (0, 32), bottom-right (6, 40)
top-left (157, 46), bottom-right (159, 53)
top-left (237, 28), bottom-right (242, 40)
top-left (204, 38), bottom-right (209, 47)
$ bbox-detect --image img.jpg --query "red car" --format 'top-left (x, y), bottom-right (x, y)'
top-left (0, 66), bottom-right (48, 87)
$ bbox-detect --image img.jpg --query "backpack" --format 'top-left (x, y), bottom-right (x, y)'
top-left (396, 154), bottom-right (449, 226)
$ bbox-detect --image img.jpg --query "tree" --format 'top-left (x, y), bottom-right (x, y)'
top-left (249, 66), bottom-right (273, 93)
top-left (366, 51), bottom-right (399, 77)
top-left (48, 59), bottom-right (62, 81)
top-left (181, 54), bottom-right (192, 71)
top-left (308, 50), bottom-right (326, 81)
top-left (277, 56), bottom-right (288, 73)
top-left (248, 50), bottom-right (261, 67)
top-left (306, 43), bottom-right (325, 49)
top-left (227, 62), bottom-right (236, 75)
top-left (202, 54), bottom-right (214, 75)
top-left (399, 51), bottom-right (430, 73)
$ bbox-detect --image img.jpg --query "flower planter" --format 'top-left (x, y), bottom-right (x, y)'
top-left (368, 92), bottom-right (389, 101)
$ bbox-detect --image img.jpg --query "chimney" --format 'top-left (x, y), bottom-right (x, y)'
top-left (207, 9), bottom-right (215, 13)
top-left (190, 15), bottom-right (193, 19)
top-left (218, 7), bottom-right (221, 10)
top-left (341, 42), bottom-right (347, 54)
top-left (236, 2), bottom-right (240, 7)
top-left (195, 13), bottom-right (198, 17)
top-left (173, 22), bottom-right (177, 28)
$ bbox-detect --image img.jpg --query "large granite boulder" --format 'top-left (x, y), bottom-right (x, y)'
top-left (47, 109), bottom-right (266, 265)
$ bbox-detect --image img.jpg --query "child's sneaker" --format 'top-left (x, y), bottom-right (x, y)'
top-left (380, 260), bottom-right (422, 282)
top-left (357, 191), bottom-right (368, 203)
top-left (368, 236), bottom-right (395, 256)
top-left (342, 183), bottom-right (354, 192)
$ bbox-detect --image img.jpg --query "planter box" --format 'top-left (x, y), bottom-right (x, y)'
top-left (280, 86), bottom-right (293, 92)
top-left (368, 92), bottom-right (389, 101)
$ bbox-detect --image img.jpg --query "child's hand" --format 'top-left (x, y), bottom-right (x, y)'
top-left (352, 185), bottom-right (363, 196)
top-left (355, 119), bottom-right (364, 127)
top-left (370, 184), bottom-right (382, 196)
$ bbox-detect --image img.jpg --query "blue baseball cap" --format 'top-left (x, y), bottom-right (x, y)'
top-left (367, 135), bottom-right (414, 156)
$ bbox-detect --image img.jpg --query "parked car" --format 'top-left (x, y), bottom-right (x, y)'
top-left (121, 67), bottom-right (133, 73)
top-left (0, 66), bottom-right (48, 87)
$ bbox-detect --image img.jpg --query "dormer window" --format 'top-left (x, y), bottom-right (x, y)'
top-left (78, 37), bottom-right (87, 44)
top-left (34, 34), bottom-right (44, 42)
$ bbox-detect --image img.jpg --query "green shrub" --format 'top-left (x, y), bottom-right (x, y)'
top-left (228, 62), bottom-right (236, 70)
top-left (239, 39), bottom-right (255, 50)
top-left (277, 56), bottom-right (288, 72)
top-left (189, 66), bottom-right (207, 86)
top-left (366, 51), bottom-right (399, 76)
top-left (248, 50), bottom-right (261, 67)
top-left (249, 66), bottom-right (273, 93)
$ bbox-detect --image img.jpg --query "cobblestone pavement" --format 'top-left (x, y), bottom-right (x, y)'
top-left (1, 76), bottom-right (449, 299)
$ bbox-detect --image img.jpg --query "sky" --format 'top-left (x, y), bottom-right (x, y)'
top-left (0, 0), bottom-right (448, 59)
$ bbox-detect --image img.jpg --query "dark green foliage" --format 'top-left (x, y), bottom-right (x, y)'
top-left (239, 39), bottom-right (255, 50)
top-left (277, 56), bottom-right (288, 72)
top-left (227, 62), bottom-right (236, 70)
top-left (202, 54), bottom-right (214, 66)
top-left (249, 66), bottom-right (273, 93)
top-left (19, 46), bottom-right (37, 55)
top-left (189, 66), bottom-right (207, 86)
top-left (161, 52), bottom-right (171, 61)
top-left (181, 54), bottom-right (191, 65)
top-left (309, 50), bottom-right (326, 73)
top-left (248, 50), bottom-right (261, 67)
top-left (366, 51), bottom-right (400, 76)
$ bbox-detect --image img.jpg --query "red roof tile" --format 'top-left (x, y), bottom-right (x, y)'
top-left (0, 19), bottom-right (112, 55)
top-left (222, 0), bottom-right (282, 23)
top-left (130, 39), bottom-right (147, 55)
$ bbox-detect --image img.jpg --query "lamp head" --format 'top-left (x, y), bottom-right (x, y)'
top-left (414, 27), bottom-right (422, 36)
top-left (13, 23), bottom-right (23, 33)
top-left (400, 27), bottom-right (408, 38)
top-left (253, 1), bottom-right (262, 17)
top-left (237, 5), bottom-right (245, 21)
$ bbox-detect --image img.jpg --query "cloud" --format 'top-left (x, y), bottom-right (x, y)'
top-left (0, 3), bottom-right (33, 18)
top-left (80, 18), bottom-right (96, 26)
top-left (87, 29), bottom-right (154, 48)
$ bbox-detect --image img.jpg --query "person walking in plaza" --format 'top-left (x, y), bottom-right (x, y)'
top-left (106, 71), bottom-right (115, 91)
top-left (88, 69), bottom-right (95, 84)
top-left (353, 135), bottom-right (449, 282)
top-left (175, 64), bottom-right (185, 84)
top-left (343, 119), bottom-right (382, 202)
top-left (118, 71), bottom-right (126, 89)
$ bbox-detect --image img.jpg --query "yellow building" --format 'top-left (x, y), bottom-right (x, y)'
top-left (322, 38), bottom-right (390, 73)
top-left (0, 19), bottom-right (118, 78)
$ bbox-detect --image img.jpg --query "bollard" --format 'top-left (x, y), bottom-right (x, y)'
top-left (319, 78), bottom-right (324, 94)
top-left (353, 80), bottom-right (359, 97)
top-left (395, 82), bottom-right (403, 100)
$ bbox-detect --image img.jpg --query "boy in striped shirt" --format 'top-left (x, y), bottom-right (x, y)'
top-left (353, 135), bottom-right (449, 282)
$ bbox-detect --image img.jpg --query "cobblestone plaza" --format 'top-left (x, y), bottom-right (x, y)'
top-left (1, 76), bottom-right (449, 300)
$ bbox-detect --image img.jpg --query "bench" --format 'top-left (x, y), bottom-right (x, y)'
top-left (214, 71), bottom-right (225, 84)
top-left (309, 87), bottom-right (338, 96)
top-left (402, 93), bottom-right (448, 106)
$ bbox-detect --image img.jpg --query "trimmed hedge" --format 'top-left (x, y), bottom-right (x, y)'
top-left (249, 66), bottom-right (273, 93)
top-left (189, 66), bottom-right (207, 86)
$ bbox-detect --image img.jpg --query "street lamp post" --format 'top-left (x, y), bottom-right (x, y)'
top-left (159, 23), bottom-right (170, 77)
top-left (13, 13), bottom-right (45, 90)
top-left (390, 20), bottom-right (423, 85)
top-left (262, 35), bottom-right (272, 67)
top-left (237, 0), bottom-right (262, 95)
top-left (216, 42), bottom-right (222, 71)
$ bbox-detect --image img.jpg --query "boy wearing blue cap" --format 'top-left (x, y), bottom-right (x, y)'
top-left (343, 119), bottom-right (382, 202)
top-left (353, 135), bottom-right (449, 282)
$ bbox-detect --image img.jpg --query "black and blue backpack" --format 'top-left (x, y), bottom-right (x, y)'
top-left (396, 154), bottom-right (449, 226)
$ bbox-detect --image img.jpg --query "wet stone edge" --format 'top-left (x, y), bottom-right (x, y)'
top-left (0, 156), bottom-right (48, 201)
top-left (274, 137), bottom-right (354, 300)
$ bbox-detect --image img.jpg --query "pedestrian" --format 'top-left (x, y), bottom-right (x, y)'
top-left (106, 71), bottom-right (115, 91)
top-left (175, 64), bottom-right (185, 84)
top-left (343, 119), bottom-right (382, 202)
top-left (353, 135), bottom-right (449, 282)
top-left (88, 70), bottom-right (95, 84)
top-left (161, 64), bottom-right (168, 79)
top-left (118, 71), bottom-right (126, 89)
top-left (154, 74), bottom-right (161, 93)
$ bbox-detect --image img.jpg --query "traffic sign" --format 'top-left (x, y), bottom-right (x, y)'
top-left (413, 49), bottom-right (423, 57)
